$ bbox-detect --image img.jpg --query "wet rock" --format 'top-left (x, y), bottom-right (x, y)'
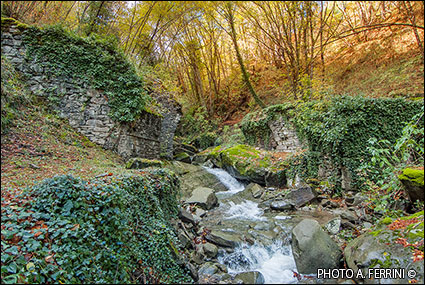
top-left (202, 160), bottom-right (214, 168)
top-left (215, 263), bottom-right (228, 273)
top-left (192, 153), bottom-right (208, 164)
top-left (178, 208), bottom-right (197, 226)
top-left (202, 242), bottom-right (218, 258)
top-left (206, 273), bottom-right (231, 283)
top-left (270, 200), bottom-right (294, 211)
top-left (253, 221), bottom-right (274, 231)
top-left (247, 229), bottom-right (276, 246)
top-left (186, 187), bottom-right (218, 210)
top-left (190, 250), bottom-right (205, 265)
top-left (164, 161), bottom-right (227, 198)
top-left (205, 230), bottom-right (241, 248)
top-left (285, 186), bottom-right (317, 208)
top-left (292, 219), bottom-right (342, 274)
top-left (246, 183), bottom-right (265, 199)
top-left (234, 271), bottom-right (265, 284)
top-left (198, 262), bottom-right (219, 276)
top-left (324, 217), bottom-right (341, 235)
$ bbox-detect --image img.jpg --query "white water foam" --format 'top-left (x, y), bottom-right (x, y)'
top-left (203, 167), bottom-right (245, 195)
top-left (218, 241), bottom-right (298, 284)
top-left (274, 215), bottom-right (291, 220)
top-left (224, 200), bottom-right (266, 221)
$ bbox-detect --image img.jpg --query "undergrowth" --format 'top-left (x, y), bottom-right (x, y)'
top-left (1, 172), bottom-right (192, 284)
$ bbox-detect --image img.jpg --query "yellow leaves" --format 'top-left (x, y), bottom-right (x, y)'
top-left (26, 262), bottom-right (35, 272)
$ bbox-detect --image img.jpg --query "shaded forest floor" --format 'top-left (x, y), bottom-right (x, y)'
top-left (1, 105), bottom-right (131, 202)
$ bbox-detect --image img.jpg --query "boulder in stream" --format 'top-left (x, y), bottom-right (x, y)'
top-left (202, 242), bottom-right (218, 258)
top-left (246, 183), bottom-right (265, 199)
top-left (186, 187), bottom-right (218, 210)
top-left (205, 230), bottom-right (241, 248)
top-left (234, 271), bottom-right (265, 284)
top-left (270, 200), bottom-right (294, 211)
top-left (164, 161), bottom-right (227, 199)
top-left (291, 219), bottom-right (342, 274)
top-left (198, 262), bottom-right (219, 276)
top-left (285, 186), bottom-right (317, 208)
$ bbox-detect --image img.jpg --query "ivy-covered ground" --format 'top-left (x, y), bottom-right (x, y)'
top-left (1, 57), bottom-right (192, 284)
top-left (0, 106), bottom-right (193, 283)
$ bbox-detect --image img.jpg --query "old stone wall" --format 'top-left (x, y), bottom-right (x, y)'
top-left (1, 22), bottom-right (179, 160)
top-left (268, 116), bottom-right (301, 152)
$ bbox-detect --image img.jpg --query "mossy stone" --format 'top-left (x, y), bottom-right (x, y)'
top-left (125, 157), bottom-right (164, 169)
top-left (399, 168), bottom-right (424, 202)
top-left (174, 152), bottom-right (191, 163)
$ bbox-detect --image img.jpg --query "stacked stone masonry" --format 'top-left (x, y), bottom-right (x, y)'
top-left (268, 116), bottom-right (301, 152)
top-left (1, 23), bottom-right (180, 160)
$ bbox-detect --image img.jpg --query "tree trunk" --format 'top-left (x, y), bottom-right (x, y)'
top-left (225, 3), bottom-right (266, 109)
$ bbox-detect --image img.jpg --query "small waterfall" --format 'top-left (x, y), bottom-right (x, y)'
top-left (218, 241), bottom-right (298, 284)
top-left (203, 166), bottom-right (245, 195)
top-left (203, 166), bottom-right (299, 284)
top-left (224, 200), bottom-right (266, 221)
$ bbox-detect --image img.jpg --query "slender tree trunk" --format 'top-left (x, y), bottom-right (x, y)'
top-left (225, 3), bottom-right (265, 108)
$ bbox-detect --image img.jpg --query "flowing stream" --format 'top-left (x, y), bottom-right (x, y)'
top-left (202, 167), bottom-right (299, 284)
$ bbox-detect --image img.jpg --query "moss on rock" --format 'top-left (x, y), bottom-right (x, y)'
top-left (399, 168), bottom-right (424, 202)
top-left (126, 157), bottom-right (164, 169)
top-left (201, 144), bottom-right (287, 187)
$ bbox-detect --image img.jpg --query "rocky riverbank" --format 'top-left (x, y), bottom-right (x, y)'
top-left (161, 161), bottom-right (424, 284)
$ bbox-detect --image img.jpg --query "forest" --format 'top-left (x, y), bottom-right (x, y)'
top-left (1, 1), bottom-right (424, 284)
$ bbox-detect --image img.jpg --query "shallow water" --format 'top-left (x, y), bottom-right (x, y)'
top-left (203, 166), bottom-right (299, 284)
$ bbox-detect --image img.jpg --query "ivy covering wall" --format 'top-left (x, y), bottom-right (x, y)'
top-left (19, 21), bottom-right (151, 122)
top-left (241, 96), bottom-right (424, 190)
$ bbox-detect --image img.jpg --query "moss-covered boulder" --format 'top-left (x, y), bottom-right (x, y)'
top-left (399, 168), bottom-right (424, 202)
top-left (174, 152), bottom-right (191, 163)
top-left (125, 157), bottom-right (164, 169)
top-left (344, 211), bottom-right (424, 284)
top-left (199, 144), bottom-right (287, 187)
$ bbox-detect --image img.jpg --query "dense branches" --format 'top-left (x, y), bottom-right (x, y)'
top-left (1, 1), bottom-right (423, 115)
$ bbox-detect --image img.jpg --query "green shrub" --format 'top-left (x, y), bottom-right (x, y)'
top-left (241, 96), bottom-right (424, 191)
top-left (176, 106), bottom-right (219, 150)
top-left (1, 172), bottom-right (192, 284)
top-left (1, 56), bottom-right (32, 134)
